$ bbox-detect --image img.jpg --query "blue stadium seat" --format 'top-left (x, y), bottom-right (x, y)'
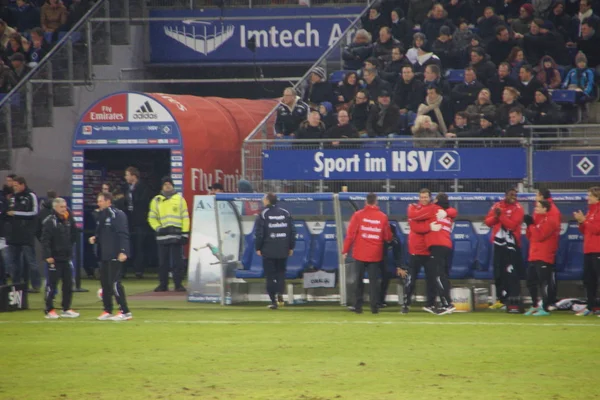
top-left (389, 135), bottom-right (414, 148)
top-left (362, 141), bottom-right (387, 149)
top-left (311, 221), bottom-right (339, 271)
top-left (473, 223), bottom-right (494, 280)
top-left (329, 70), bottom-right (355, 85)
top-left (285, 221), bottom-right (311, 279)
top-left (556, 66), bottom-right (567, 81)
top-left (445, 69), bottom-right (465, 83)
top-left (236, 228), bottom-right (264, 278)
top-left (449, 221), bottom-right (476, 279)
top-left (556, 222), bottom-right (584, 280)
top-left (552, 90), bottom-right (577, 104)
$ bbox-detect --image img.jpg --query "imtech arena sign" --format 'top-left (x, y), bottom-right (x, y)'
top-left (148, 6), bottom-right (363, 63)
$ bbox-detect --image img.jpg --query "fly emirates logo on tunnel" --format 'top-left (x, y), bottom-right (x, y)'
top-left (82, 93), bottom-right (175, 124)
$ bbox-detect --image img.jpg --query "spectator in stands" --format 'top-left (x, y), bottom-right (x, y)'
top-left (4, 32), bottom-right (25, 63)
top-left (518, 64), bottom-right (544, 106)
top-left (342, 29), bottom-right (373, 70)
top-left (0, 59), bottom-right (17, 92)
top-left (563, 52), bottom-right (595, 100)
top-left (373, 26), bottom-right (402, 64)
top-left (432, 26), bottom-right (458, 69)
top-left (63, 0), bottom-right (91, 32)
top-left (303, 67), bottom-right (335, 110)
top-left (367, 90), bottom-right (400, 137)
top-left (470, 46), bottom-right (496, 84)
top-left (112, 186), bottom-right (126, 211)
top-left (487, 25), bottom-right (519, 66)
top-left (24, 27), bottom-right (50, 66)
top-left (452, 18), bottom-right (474, 51)
top-left (418, 85), bottom-right (452, 135)
top-left (451, 67), bottom-right (485, 113)
top-left (380, 45), bottom-right (410, 85)
top-left (507, 46), bottom-right (526, 80)
top-left (423, 64), bottom-right (451, 96)
top-left (390, 8), bottom-right (412, 47)
top-left (325, 110), bottom-right (359, 147)
top-left (499, 0), bottom-right (525, 23)
top-left (412, 42), bottom-right (442, 74)
top-left (574, 19), bottom-right (600, 70)
top-left (362, 5), bottom-right (386, 42)
top-left (9, 53), bottom-right (30, 82)
top-left (124, 166), bottom-right (152, 279)
top-left (407, 0), bottom-right (434, 26)
top-left (41, 0), bottom-right (67, 34)
top-left (275, 88), bottom-right (309, 138)
top-left (475, 113), bottom-right (502, 139)
top-left (411, 115), bottom-right (443, 147)
top-left (335, 72), bottom-right (359, 109)
top-left (532, 0), bottom-right (554, 18)
top-left (477, 6), bottom-right (505, 45)
top-left (488, 62), bottom-right (519, 104)
top-left (14, 0), bottom-right (41, 34)
top-left (496, 86), bottom-right (524, 128)
top-left (349, 90), bottom-right (371, 135)
top-left (363, 67), bottom-right (392, 100)
top-left (422, 3), bottom-right (456, 43)
top-left (318, 102), bottom-right (336, 130)
top-left (511, 4), bottom-right (535, 35)
top-left (525, 87), bottom-right (561, 124)
top-left (464, 34), bottom-right (484, 64)
top-left (504, 107), bottom-right (530, 136)
top-left (570, 0), bottom-right (600, 41)
top-left (536, 56), bottom-right (562, 89)
top-left (406, 32), bottom-right (427, 64)
top-left (295, 110), bottom-right (326, 144)
top-left (362, 57), bottom-right (380, 72)
top-left (445, 1), bottom-right (471, 27)
top-left (549, 0), bottom-right (573, 41)
top-left (522, 19), bottom-right (552, 66)
top-left (445, 111), bottom-right (473, 138)
top-left (465, 88), bottom-right (497, 127)
top-left (0, 19), bottom-right (17, 48)
top-left (393, 64), bottom-right (424, 129)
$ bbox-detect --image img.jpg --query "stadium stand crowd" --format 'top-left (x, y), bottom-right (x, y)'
top-left (0, 0), bottom-right (93, 92)
top-left (277, 0), bottom-right (600, 143)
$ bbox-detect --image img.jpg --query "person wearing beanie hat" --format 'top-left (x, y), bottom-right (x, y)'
top-left (512, 4), bottom-right (535, 35)
top-left (237, 179), bottom-right (254, 193)
top-left (147, 176), bottom-right (190, 292)
top-left (525, 86), bottom-right (560, 124)
top-left (476, 113), bottom-right (502, 143)
top-left (390, 8), bottom-right (412, 46)
top-left (563, 51), bottom-right (595, 116)
top-left (302, 66), bottom-right (335, 109)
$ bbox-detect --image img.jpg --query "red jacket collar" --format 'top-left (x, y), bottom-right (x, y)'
top-left (364, 205), bottom-right (380, 211)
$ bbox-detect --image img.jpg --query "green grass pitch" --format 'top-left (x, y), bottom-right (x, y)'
top-left (1, 280), bottom-right (599, 400)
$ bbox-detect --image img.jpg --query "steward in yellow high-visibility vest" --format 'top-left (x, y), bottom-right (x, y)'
top-left (147, 177), bottom-right (190, 292)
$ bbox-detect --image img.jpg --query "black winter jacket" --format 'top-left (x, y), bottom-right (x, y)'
top-left (255, 205), bottom-right (296, 259)
top-left (41, 211), bottom-right (77, 262)
top-left (6, 188), bottom-right (38, 246)
top-left (95, 206), bottom-right (130, 261)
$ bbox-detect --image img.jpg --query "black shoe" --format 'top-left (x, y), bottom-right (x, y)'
top-left (28, 288), bottom-right (40, 293)
top-left (401, 305), bottom-right (409, 314)
top-left (154, 286), bottom-right (168, 292)
top-left (353, 308), bottom-right (363, 314)
top-left (174, 286), bottom-right (187, 292)
top-left (371, 309), bottom-right (379, 314)
top-left (135, 273), bottom-right (143, 279)
top-left (347, 306), bottom-right (356, 312)
top-left (267, 303), bottom-right (278, 310)
top-left (422, 306), bottom-right (436, 314)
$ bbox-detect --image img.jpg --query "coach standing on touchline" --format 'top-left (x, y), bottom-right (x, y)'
top-left (255, 193), bottom-right (296, 309)
top-left (89, 192), bottom-right (133, 321)
top-left (343, 193), bottom-right (392, 314)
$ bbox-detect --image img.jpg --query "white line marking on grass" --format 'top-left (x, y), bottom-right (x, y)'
top-left (0, 320), bottom-right (598, 327)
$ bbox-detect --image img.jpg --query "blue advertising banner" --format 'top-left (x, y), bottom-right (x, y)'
top-left (534, 151), bottom-right (600, 182)
top-left (262, 148), bottom-right (527, 180)
top-left (148, 7), bottom-right (362, 63)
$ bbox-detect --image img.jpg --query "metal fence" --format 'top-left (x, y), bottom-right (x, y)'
top-left (146, 0), bottom-right (369, 9)
top-left (242, 135), bottom-right (600, 193)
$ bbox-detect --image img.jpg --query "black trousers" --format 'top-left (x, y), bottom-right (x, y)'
top-left (0, 248), bottom-right (5, 285)
top-left (429, 246), bottom-right (453, 308)
top-left (527, 261), bottom-right (556, 311)
top-left (583, 253), bottom-right (600, 311)
top-left (158, 243), bottom-right (184, 289)
top-left (404, 254), bottom-right (437, 307)
top-left (44, 261), bottom-right (73, 313)
top-left (100, 260), bottom-right (130, 314)
top-left (263, 257), bottom-right (287, 303)
top-left (493, 245), bottom-right (522, 303)
top-left (378, 262), bottom-right (393, 305)
top-left (354, 260), bottom-right (380, 312)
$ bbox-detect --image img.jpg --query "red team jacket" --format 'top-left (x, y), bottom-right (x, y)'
top-left (407, 204), bottom-right (433, 256)
top-left (484, 200), bottom-right (525, 247)
top-left (409, 204), bottom-right (458, 249)
top-left (545, 198), bottom-right (562, 255)
top-left (527, 214), bottom-right (560, 264)
top-left (579, 202), bottom-right (600, 254)
top-left (343, 205), bottom-right (392, 262)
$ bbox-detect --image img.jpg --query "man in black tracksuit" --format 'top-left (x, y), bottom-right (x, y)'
top-left (40, 198), bottom-right (78, 318)
top-left (379, 223), bottom-right (404, 307)
top-left (255, 193), bottom-right (296, 309)
top-left (124, 166), bottom-right (152, 279)
top-left (90, 192), bottom-right (132, 321)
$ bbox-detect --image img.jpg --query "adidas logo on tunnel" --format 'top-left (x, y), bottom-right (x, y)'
top-left (133, 101), bottom-right (158, 119)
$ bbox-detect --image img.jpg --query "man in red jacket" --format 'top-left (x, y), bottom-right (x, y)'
top-left (573, 186), bottom-right (600, 317)
top-left (343, 193), bottom-right (392, 314)
top-left (404, 188), bottom-right (438, 314)
top-left (484, 188), bottom-right (524, 312)
top-left (535, 188), bottom-right (562, 307)
top-left (524, 200), bottom-right (559, 316)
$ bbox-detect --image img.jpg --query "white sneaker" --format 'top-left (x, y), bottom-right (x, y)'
top-left (45, 310), bottom-right (60, 319)
top-left (97, 312), bottom-right (113, 321)
top-left (60, 310), bottom-right (80, 318)
top-left (109, 312), bottom-right (133, 321)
